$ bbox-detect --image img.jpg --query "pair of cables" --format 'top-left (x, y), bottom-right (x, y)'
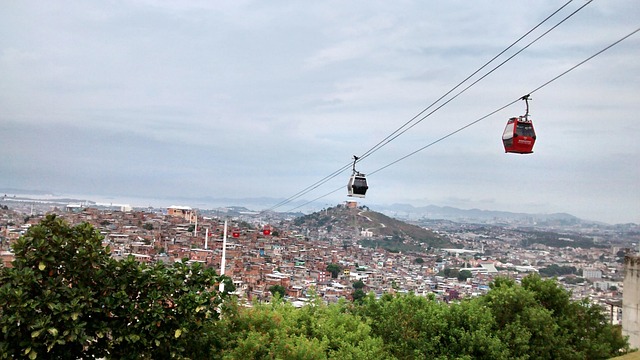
top-left (268, 1), bottom-right (638, 213)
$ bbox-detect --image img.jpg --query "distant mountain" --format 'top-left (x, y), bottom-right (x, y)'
top-left (372, 203), bottom-right (588, 226)
top-left (293, 204), bottom-right (451, 252)
top-left (188, 197), bottom-right (588, 225)
top-left (0, 189), bottom-right (617, 226)
top-left (194, 197), bottom-right (591, 226)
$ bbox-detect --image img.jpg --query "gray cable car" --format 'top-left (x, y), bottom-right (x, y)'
top-left (347, 155), bottom-right (368, 198)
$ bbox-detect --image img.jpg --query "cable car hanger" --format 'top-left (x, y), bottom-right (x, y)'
top-left (347, 155), bottom-right (369, 198)
top-left (521, 94), bottom-right (531, 122)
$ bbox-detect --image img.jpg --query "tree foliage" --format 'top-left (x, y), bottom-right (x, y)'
top-left (538, 264), bottom-right (579, 277)
top-left (438, 267), bottom-right (459, 279)
top-left (352, 280), bottom-right (365, 290)
top-left (480, 275), bottom-right (629, 360)
top-left (213, 297), bottom-right (387, 359)
top-left (0, 215), bottom-right (232, 359)
top-left (457, 269), bottom-right (472, 282)
top-left (521, 230), bottom-right (605, 249)
top-left (326, 263), bottom-right (342, 278)
top-left (352, 275), bottom-right (628, 360)
top-left (269, 284), bottom-right (286, 299)
top-left (356, 292), bottom-right (508, 359)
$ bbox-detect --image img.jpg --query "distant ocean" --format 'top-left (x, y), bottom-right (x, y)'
top-left (1, 189), bottom-right (340, 214)
top-left (2, 191), bottom-right (206, 210)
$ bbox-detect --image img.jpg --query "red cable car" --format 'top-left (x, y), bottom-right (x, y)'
top-left (502, 95), bottom-right (536, 154)
top-left (262, 225), bottom-right (271, 236)
top-left (232, 228), bottom-right (240, 238)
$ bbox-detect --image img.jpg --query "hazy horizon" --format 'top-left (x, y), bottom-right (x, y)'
top-left (2, 187), bottom-right (635, 226)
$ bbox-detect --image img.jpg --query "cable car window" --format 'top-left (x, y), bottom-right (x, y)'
top-left (354, 177), bottom-right (367, 187)
top-left (502, 122), bottom-right (515, 140)
top-left (516, 122), bottom-right (535, 137)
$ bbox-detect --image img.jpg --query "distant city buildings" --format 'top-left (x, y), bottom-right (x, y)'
top-left (0, 198), bottom-right (637, 328)
top-left (167, 205), bottom-right (196, 222)
top-left (583, 267), bottom-right (603, 280)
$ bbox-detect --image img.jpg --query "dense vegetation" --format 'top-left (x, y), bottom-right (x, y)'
top-left (359, 237), bottom-right (425, 253)
top-left (0, 216), bottom-right (630, 359)
top-left (538, 264), bottom-right (581, 277)
top-left (520, 230), bottom-right (606, 249)
top-left (211, 275), bottom-right (629, 359)
top-left (0, 215), bottom-right (233, 359)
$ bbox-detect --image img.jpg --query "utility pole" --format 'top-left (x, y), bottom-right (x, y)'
top-left (219, 220), bottom-right (228, 293)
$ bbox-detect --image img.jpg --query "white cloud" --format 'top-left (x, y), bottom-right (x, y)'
top-left (0, 0), bottom-right (638, 223)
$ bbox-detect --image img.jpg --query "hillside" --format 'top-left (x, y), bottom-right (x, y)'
top-left (293, 204), bottom-right (451, 252)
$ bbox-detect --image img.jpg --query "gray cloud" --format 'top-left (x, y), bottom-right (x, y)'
top-left (1, 1), bottom-right (639, 223)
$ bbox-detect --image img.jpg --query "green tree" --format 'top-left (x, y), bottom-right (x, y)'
top-left (326, 263), bottom-right (342, 278)
top-left (269, 284), bottom-right (286, 298)
top-left (352, 289), bottom-right (366, 303)
top-left (354, 275), bottom-right (629, 360)
top-left (355, 292), bottom-right (507, 359)
top-left (0, 215), bottom-right (233, 359)
top-left (438, 267), bottom-right (459, 279)
top-left (521, 274), bottom-right (628, 359)
top-left (481, 277), bottom-right (562, 359)
top-left (215, 297), bottom-right (387, 359)
top-left (481, 274), bottom-right (629, 359)
top-left (351, 280), bottom-right (367, 303)
top-left (0, 215), bottom-right (113, 359)
top-left (538, 264), bottom-right (578, 277)
top-left (457, 269), bottom-right (472, 282)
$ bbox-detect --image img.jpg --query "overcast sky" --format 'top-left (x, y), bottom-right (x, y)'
top-left (1, 1), bottom-right (638, 224)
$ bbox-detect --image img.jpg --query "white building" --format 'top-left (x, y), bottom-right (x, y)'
top-left (583, 267), bottom-right (603, 280)
top-left (623, 256), bottom-right (640, 349)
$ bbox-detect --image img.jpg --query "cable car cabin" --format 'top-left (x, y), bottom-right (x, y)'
top-left (347, 174), bottom-right (369, 198)
top-left (262, 226), bottom-right (271, 236)
top-left (232, 228), bottom-right (240, 238)
top-left (502, 117), bottom-right (536, 154)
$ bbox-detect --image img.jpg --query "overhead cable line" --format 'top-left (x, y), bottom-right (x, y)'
top-left (357, 0), bottom-right (577, 162)
top-left (287, 187), bottom-right (344, 213)
top-left (525, 27), bottom-right (640, 97)
top-left (286, 26), bottom-right (640, 212)
top-left (267, 0), bottom-right (584, 212)
top-left (357, 0), bottom-right (591, 164)
top-left (368, 26), bottom-right (640, 175)
top-left (264, 163), bottom-right (352, 211)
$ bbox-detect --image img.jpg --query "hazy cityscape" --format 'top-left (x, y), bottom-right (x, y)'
top-left (2, 193), bottom-right (638, 327)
